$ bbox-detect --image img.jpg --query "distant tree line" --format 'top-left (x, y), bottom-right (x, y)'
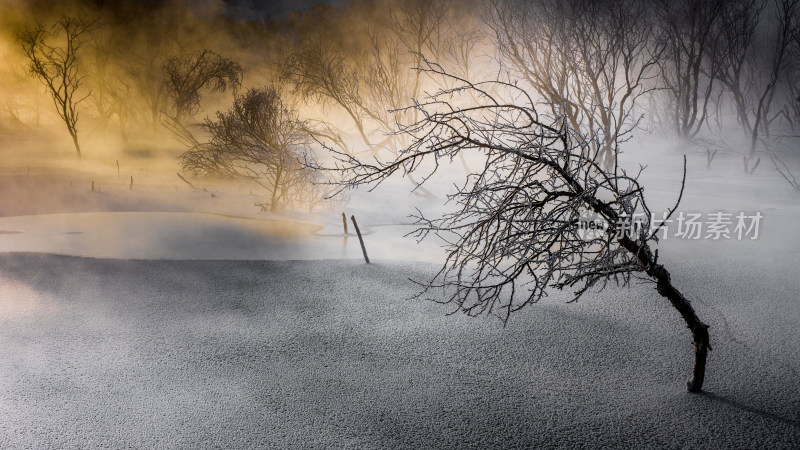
top-left (6, 0), bottom-right (800, 207)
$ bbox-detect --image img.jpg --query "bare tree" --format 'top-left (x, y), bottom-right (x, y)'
top-left (163, 49), bottom-right (243, 124)
top-left (18, 16), bottom-right (95, 159)
top-left (85, 22), bottom-right (133, 141)
top-left (775, 1), bottom-right (800, 132)
top-left (693, 137), bottom-right (729, 169)
top-left (769, 150), bottom-right (800, 190)
top-left (653, 0), bottom-right (726, 140)
top-left (386, 0), bottom-right (451, 93)
top-left (0, 64), bottom-right (45, 129)
top-left (319, 64), bottom-right (711, 392)
top-left (284, 2), bottom-right (462, 195)
top-left (284, 35), bottom-right (378, 157)
top-left (711, 0), bottom-right (797, 173)
top-left (118, 17), bottom-right (173, 132)
top-left (178, 87), bottom-right (327, 212)
top-left (489, 0), bottom-right (663, 168)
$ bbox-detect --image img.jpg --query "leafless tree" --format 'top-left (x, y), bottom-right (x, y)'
top-left (489, 0), bottom-right (663, 168)
top-left (318, 64), bottom-right (711, 392)
top-left (653, 0), bottom-right (726, 140)
top-left (390, 0), bottom-right (487, 174)
top-left (85, 22), bottom-right (132, 141)
top-left (0, 64), bottom-right (45, 129)
top-left (178, 87), bottom-right (328, 212)
top-left (776, 1), bottom-right (800, 132)
top-left (117, 17), bottom-right (173, 132)
top-left (711, 0), bottom-right (798, 173)
top-left (769, 150), bottom-right (800, 190)
top-left (284, 2), bottom-right (463, 195)
top-left (386, 0), bottom-right (451, 92)
top-left (163, 49), bottom-right (243, 124)
top-left (18, 16), bottom-right (95, 159)
top-left (283, 35), bottom-right (373, 155)
top-left (693, 137), bottom-right (729, 169)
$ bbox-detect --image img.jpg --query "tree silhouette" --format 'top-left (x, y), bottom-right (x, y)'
top-left (320, 64), bottom-right (711, 392)
top-left (653, 0), bottom-right (726, 140)
top-left (18, 16), bottom-right (94, 159)
top-left (178, 87), bottom-right (327, 212)
top-left (163, 49), bottom-right (242, 124)
top-left (489, 0), bottom-right (662, 169)
top-left (711, 0), bottom-right (797, 173)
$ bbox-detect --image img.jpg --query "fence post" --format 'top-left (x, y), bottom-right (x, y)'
top-left (350, 215), bottom-right (370, 264)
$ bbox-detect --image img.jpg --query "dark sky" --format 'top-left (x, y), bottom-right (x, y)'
top-left (87, 0), bottom-right (344, 20)
top-left (222, 0), bottom-right (345, 20)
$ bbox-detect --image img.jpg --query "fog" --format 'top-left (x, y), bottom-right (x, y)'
top-left (1, 0), bottom-right (800, 448)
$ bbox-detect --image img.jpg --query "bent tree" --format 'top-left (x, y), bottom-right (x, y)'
top-left (321, 65), bottom-right (711, 392)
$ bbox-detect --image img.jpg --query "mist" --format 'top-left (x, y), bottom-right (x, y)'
top-left (1, 0), bottom-right (800, 448)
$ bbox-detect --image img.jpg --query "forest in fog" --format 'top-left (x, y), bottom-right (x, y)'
top-left (2, 2), bottom-right (800, 448)
top-left (1, 0), bottom-right (800, 213)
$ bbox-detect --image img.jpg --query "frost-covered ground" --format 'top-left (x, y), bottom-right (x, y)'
top-left (0, 254), bottom-right (798, 448)
top-left (0, 138), bottom-right (799, 447)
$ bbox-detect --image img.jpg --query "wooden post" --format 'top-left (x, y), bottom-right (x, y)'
top-left (342, 212), bottom-right (349, 234)
top-left (117, 160), bottom-right (120, 177)
top-left (130, 175), bottom-right (133, 190)
top-left (91, 180), bottom-right (94, 192)
top-left (350, 215), bottom-right (370, 264)
top-left (177, 172), bottom-right (194, 189)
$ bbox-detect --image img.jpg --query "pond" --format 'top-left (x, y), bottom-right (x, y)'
top-left (0, 211), bottom-right (445, 262)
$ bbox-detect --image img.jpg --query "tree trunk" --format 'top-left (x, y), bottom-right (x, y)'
top-left (270, 167), bottom-right (282, 213)
top-left (70, 131), bottom-right (82, 160)
top-left (270, 188), bottom-right (279, 213)
top-left (618, 236), bottom-right (711, 392)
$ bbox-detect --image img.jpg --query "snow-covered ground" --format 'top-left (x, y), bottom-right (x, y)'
top-left (0, 139), bottom-right (799, 447)
top-left (0, 254), bottom-right (797, 448)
